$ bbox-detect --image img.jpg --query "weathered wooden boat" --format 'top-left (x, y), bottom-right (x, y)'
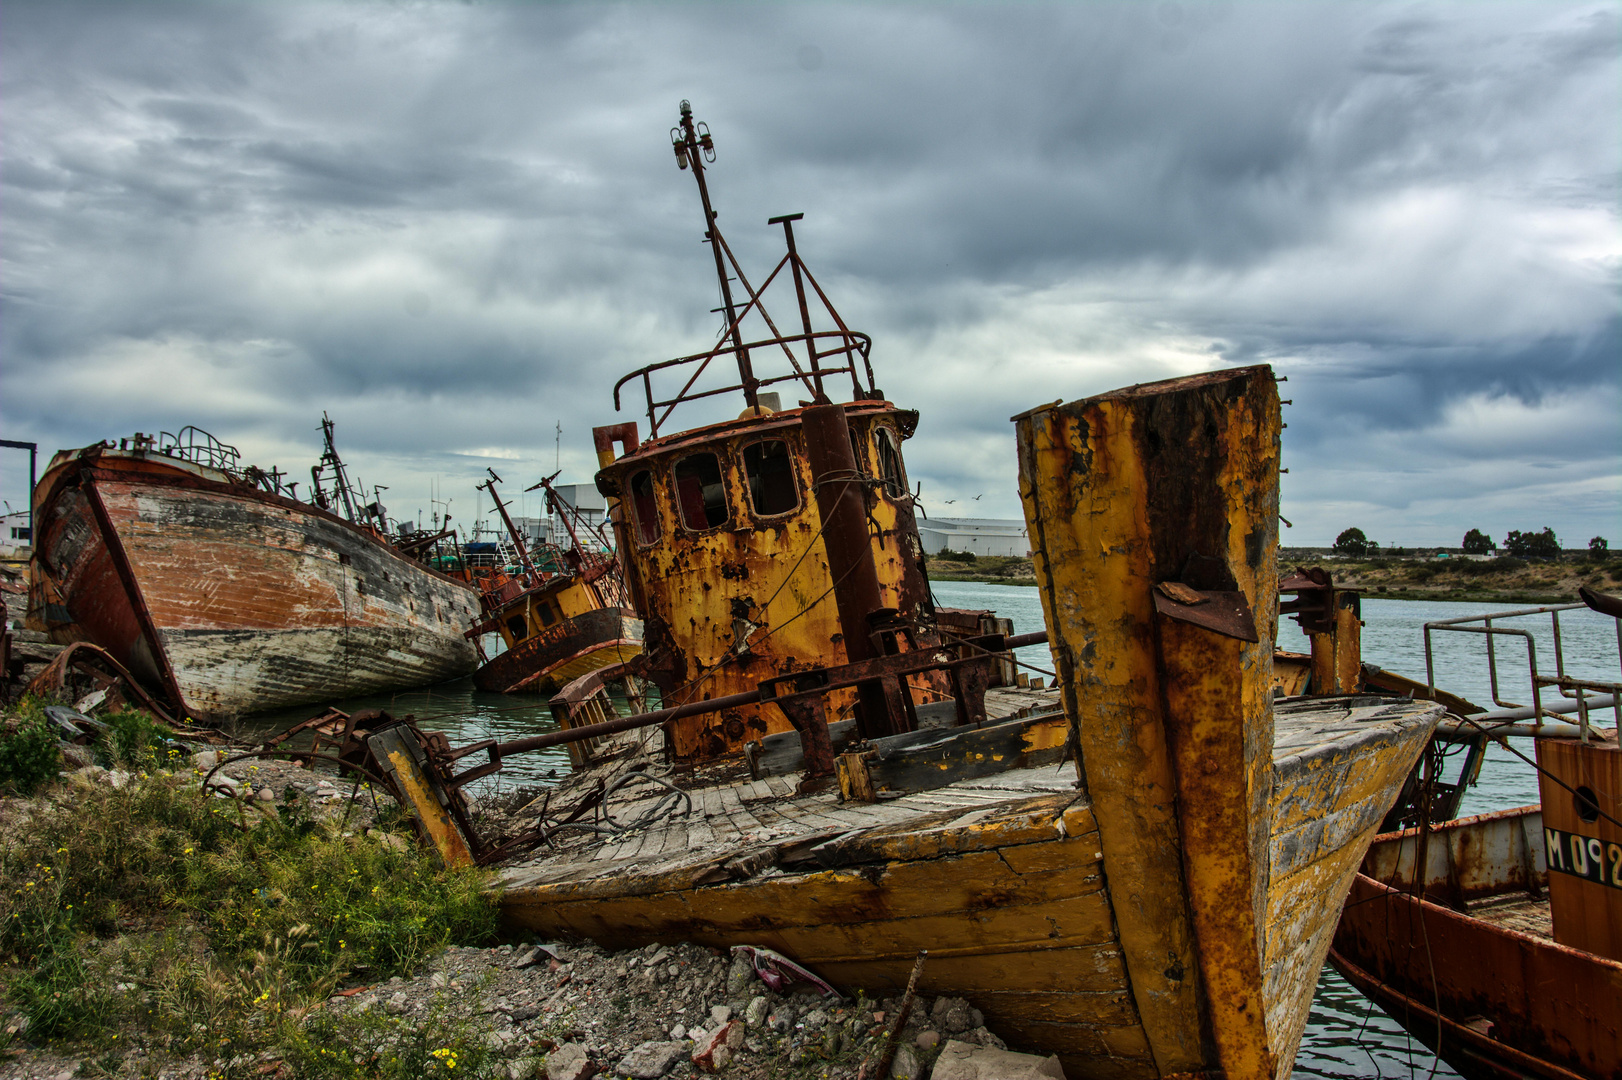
top-left (465, 472), bottom-right (643, 696)
top-left (1329, 594), bottom-right (1622, 1080)
top-left (26, 425), bottom-right (480, 720)
top-left (357, 362), bottom-right (1440, 1079)
top-left (327, 107), bottom-right (1443, 1080)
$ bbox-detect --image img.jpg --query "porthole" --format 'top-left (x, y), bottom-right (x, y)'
top-left (1576, 785), bottom-right (1601, 824)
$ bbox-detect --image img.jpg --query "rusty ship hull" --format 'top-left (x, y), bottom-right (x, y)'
top-left (31, 446), bottom-right (481, 719)
top-left (1331, 805), bottom-right (1622, 1080)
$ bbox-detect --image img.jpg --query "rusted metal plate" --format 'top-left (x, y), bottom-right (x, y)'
top-left (1360, 804), bottom-right (1548, 902)
top-left (593, 402), bottom-right (935, 761)
top-left (1152, 586), bottom-right (1258, 642)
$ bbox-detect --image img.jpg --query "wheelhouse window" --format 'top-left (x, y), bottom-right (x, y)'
top-left (743, 440), bottom-right (799, 517)
top-left (536, 600), bottom-right (559, 628)
top-left (875, 427), bottom-right (907, 498)
top-left (674, 453), bottom-right (731, 531)
top-left (505, 615), bottom-right (528, 641)
top-left (629, 470), bottom-right (661, 545)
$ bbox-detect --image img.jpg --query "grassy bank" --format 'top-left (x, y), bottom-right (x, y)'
top-left (0, 697), bottom-right (499, 1079)
top-left (1315, 555), bottom-right (1621, 604)
top-left (925, 553), bottom-right (1622, 604)
top-left (926, 555), bottom-right (1037, 588)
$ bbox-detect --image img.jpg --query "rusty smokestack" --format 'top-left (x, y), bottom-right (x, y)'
top-left (800, 401), bottom-right (906, 739)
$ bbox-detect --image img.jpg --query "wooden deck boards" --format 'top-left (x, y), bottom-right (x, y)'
top-left (1469, 893), bottom-right (1554, 941)
top-left (506, 696), bottom-right (1419, 893)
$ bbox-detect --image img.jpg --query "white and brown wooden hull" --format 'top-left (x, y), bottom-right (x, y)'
top-left (31, 448), bottom-right (480, 719)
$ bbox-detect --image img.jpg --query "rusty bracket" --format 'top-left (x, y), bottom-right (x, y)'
top-left (1153, 582), bottom-right (1259, 643)
top-left (1278, 565), bottom-right (1340, 634)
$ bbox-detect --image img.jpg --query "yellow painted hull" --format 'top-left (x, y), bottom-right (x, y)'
top-left (499, 696), bottom-right (1438, 1080)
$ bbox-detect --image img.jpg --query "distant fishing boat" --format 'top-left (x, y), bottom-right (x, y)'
top-left (27, 421), bottom-right (480, 720)
top-left (465, 470), bottom-right (643, 696)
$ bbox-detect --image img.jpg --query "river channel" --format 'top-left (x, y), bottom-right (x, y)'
top-left (245, 581), bottom-right (1619, 1078)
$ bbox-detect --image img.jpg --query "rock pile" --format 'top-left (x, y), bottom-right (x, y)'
top-left (323, 939), bottom-right (1064, 1080)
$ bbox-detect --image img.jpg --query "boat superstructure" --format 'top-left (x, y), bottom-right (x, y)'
top-left (592, 101), bottom-right (942, 761)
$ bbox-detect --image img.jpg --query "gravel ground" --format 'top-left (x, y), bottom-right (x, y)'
top-left (0, 754), bottom-right (1035, 1080)
top-left (1, 938), bottom-right (1018, 1080)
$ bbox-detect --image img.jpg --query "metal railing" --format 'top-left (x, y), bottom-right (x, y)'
top-left (158, 426), bottom-right (241, 472)
top-left (615, 328), bottom-right (875, 438)
top-left (1424, 602), bottom-right (1622, 742)
top-left (612, 213), bottom-right (880, 438)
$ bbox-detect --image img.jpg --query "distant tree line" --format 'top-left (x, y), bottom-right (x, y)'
top-left (1330, 526), bottom-right (1610, 560)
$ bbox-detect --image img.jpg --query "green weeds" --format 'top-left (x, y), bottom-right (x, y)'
top-left (0, 701), bottom-right (62, 796)
top-left (100, 707), bottom-right (178, 770)
top-left (0, 763), bottom-right (497, 1067)
top-left (279, 994), bottom-right (500, 1080)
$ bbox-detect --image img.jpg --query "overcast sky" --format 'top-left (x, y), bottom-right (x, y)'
top-left (3, 1), bottom-right (1618, 549)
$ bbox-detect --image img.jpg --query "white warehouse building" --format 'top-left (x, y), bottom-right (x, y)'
top-left (917, 517), bottom-right (1029, 558)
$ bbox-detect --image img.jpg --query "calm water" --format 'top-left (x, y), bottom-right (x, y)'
top-left (246, 581), bottom-right (1618, 1078)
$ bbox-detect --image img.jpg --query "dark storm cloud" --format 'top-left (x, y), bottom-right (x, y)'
top-left (1, 1), bottom-right (1617, 546)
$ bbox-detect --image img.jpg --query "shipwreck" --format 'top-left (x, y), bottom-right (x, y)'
top-left (278, 104), bottom-right (1446, 1080)
top-left (27, 420), bottom-right (481, 720)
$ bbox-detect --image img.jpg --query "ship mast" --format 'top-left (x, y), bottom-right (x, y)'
top-left (476, 469), bottom-right (540, 582)
top-left (312, 412), bottom-right (361, 523)
top-left (672, 100), bottom-right (758, 411)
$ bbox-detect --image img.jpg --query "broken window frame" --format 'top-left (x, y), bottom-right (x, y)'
top-left (628, 469), bottom-right (661, 547)
top-left (741, 438), bottom-right (801, 520)
top-left (673, 452), bottom-right (732, 532)
top-left (874, 425), bottom-right (907, 499)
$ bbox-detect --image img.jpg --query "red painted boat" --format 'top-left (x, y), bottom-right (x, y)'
top-left (28, 429), bottom-right (481, 720)
top-left (1332, 803), bottom-right (1622, 1080)
top-left (1329, 597), bottom-right (1622, 1080)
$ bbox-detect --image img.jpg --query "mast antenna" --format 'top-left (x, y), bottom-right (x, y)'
top-left (672, 100), bottom-right (758, 409)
